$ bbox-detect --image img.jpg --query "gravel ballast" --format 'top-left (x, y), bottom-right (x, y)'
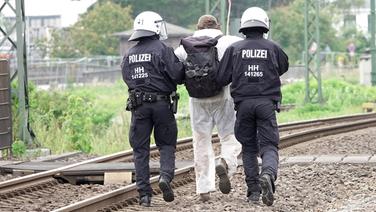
top-left (121, 163), bottom-right (376, 212)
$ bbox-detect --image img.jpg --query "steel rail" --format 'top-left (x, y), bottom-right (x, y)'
top-left (0, 113), bottom-right (375, 195)
top-left (279, 118), bottom-right (376, 149)
top-left (1, 113), bottom-right (375, 194)
top-left (0, 150), bottom-right (131, 194)
top-left (52, 117), bottom-right (376, 212)
top-left (53, 166), bottom-right (194, 212)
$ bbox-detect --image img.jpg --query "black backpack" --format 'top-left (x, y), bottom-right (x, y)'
top-left (181, 35), bottom-right (223, 98)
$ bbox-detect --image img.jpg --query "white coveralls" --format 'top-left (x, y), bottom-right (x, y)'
top-left (175, 29), bottom-right (242, 194)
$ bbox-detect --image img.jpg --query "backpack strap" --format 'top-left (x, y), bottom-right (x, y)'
top-left (214, 34), bottom-right (223, 41)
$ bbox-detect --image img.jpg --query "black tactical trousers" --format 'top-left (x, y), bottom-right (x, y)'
top-left (234, 98), bottom-right (279, 193)
top-left (129, 100), bottom-right (177, 198)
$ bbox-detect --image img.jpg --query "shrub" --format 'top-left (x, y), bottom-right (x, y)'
top-left (12, 140), bottom-right (26, 158)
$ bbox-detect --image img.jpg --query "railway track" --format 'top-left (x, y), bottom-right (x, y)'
top-left (0, 113), bottom-right (376, 211)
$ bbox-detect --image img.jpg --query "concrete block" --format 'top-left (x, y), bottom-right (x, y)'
top-left (369, 155), bottom-right (376, 163)
top-left (342, 155), bottom-right (372, 164)
top-left (25, 148), bottom-right (51, 158)
top-left (104, 171), bottom-right (132, 185)
top-left (284, 155), bottom-right (316, 164)
top-left (314, 155), bottom-right (344, 163)
top-left (279, 156), bottom-right (287, 163)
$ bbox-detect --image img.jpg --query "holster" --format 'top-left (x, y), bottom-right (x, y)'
top-left (170, 92), bottom-right (180, 114)
top-left (126, 90), bottom-right (143, 111)
top-left (275, 101), bottom-right (281, 113)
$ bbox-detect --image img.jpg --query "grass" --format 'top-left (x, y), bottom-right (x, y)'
top-left (66, 81), bottom-right (128, 115)
top-left (277, 105), bottom-right (363, 124)
top-left (90, 111), bottom-right (132, 155)
top-left (26, 78), bottom-right (376, 156)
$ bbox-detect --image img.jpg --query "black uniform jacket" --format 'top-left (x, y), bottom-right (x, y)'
top-left (121, 36), bottom-right (185, 94)
top-left (216, 33), bottom-right (289, 103)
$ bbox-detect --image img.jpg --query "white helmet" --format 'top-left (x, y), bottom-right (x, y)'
top-left (239, 7), bottom-right (269, 33)
top-left (129, 11), bottom-right (168, 41)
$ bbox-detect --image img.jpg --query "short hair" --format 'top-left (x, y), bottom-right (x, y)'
top-left (197, 15), bottom-right (220, 30)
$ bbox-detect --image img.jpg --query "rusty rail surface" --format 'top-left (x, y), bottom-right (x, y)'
top-left (0, 113), bottom-right (375, 194)
top-left (0, 113), bottom-right (375, 195)
top-left (52, 115), bottom-right (376, 212)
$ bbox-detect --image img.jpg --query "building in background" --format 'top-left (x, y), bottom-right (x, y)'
top-left (4, 15), bottom-right (62, 60)
top-left (334, 1), bottom-right (370, 33)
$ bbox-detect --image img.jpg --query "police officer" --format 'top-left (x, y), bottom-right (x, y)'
top-left (216, 7), bottom-right (289, 206)
top-left (121, 11), bottom-right (185, 207)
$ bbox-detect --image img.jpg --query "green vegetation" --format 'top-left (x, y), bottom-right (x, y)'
top-left (11, 79), bottom-right (376, 156)
top-left (44, 0), bottom-right (367, 63)
top-left (11, 140), bottom-right (27, 158)
top-left (12, 81), bottom-right (193, 155)
top-left (97, 0), bottom-right (292, 28)
top-left (278, 79), bottom-right (376, 123)
top-left (269, 0), bottom-right (368, 64)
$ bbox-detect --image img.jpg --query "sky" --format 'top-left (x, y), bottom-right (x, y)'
top-left (2, 0), bottom-right (97, 27)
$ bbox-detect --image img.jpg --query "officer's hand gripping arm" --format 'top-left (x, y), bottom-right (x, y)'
top-left (216, 47), bottom-right (234, 86)
top-left (163, 47), bottom-right (185, 84)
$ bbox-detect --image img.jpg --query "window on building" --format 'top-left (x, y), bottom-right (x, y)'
top-left (344, 15), bottom-right (356, 28)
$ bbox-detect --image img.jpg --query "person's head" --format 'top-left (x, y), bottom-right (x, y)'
top-left (239, 7), bottom-right (269, 35)
top-left (196, 15), bottom-right (220, 30)
top-left (128, 11), bottom-right (168, 41)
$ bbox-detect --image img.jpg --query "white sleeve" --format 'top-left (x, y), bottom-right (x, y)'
top-left (174, 45), bottom-right (187, 61)
top-left (216, 36), bottom-right (243, 60)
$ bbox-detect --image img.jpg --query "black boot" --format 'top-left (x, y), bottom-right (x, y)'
top-left (139, 195), bottom-right (151, 207)
top-left (247, 184), bottom-right (261, 204)
top-left (159, 177), bottom-right (174, 202)
top-left (260, 174), bottom-right (275, 206)
top-left (215, 158), bottom-right (231, 194)
top-left (247, 191), bottom-right (260, 203)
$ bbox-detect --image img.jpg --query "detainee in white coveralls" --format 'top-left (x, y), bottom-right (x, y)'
top-left (174, 15), bottom-right (242, 201)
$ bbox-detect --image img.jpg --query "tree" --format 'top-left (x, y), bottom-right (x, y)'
top-left (49, 28), bottom-right (81, 58)
top-left (73, 1), bottom-right (132, 56)
top-left (96, 0), bottom-right (295, 29)
top-left (269, 0), bottom-right (350, 63)
top-left (50, 1), bottom-right (132, 57)
top-left (96, 0), bottom-right (205, 28)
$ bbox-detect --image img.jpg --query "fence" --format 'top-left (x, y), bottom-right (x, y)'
top-left (21, 56), bottom-right (123, 88)
top-left (5, 51), bottom-right (363, 89)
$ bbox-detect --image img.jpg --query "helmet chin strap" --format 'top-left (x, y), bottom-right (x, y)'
top-left (264, 20), bottom-right (271, 39)
top-left (263, 32), bottom-right (269, 39)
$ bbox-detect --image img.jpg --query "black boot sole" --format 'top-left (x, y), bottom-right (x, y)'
top-left (140, 202), bottom-right (151, 207)
top-left (260, 177), bottom-right (274, 206)
top-left (159, 180), bottom-right (174, 202)
top-left (216, 164), bottom-right (231, 194)
top-left (247, 197), bottom-right (260, 204)
top-left (247, 193), bottom-right (260, 204)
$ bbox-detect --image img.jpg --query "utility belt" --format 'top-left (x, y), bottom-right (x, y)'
top-left (126, 90), bottom-right (179, 113)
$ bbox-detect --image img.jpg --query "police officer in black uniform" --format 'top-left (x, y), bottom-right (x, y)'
top-left (216, 7), bottom-right (289, 206)
top-left (121, 11), bottom-right (185, 207)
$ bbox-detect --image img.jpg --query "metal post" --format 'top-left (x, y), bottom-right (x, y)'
top-left (205, 0), bottom-right (210, 14)
top-left (304, 0), bottom-right (323, 103)
top-left (304, 0), bottom-right (310, 103)
top-left (0, 0), bottom-right (33, 146)
top-left (220, 0), bottom-right (226, 33)
top-left (371, 0), bottom-right (376, 86)
top-left (15, 0), bottom-right (32, 144)
top-left (315, 0), bottom-right (323, 103)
